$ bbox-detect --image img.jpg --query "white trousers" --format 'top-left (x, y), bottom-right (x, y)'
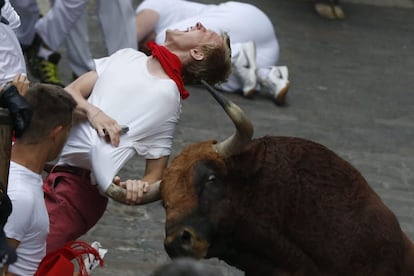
top-left (0, 1), bottom-right (26, 85)
top-left (10, 0), bottom-right (137, 76)
top-left (65, 0), bottom-right (137, 76)
top-left (11, 0), bottom-right (88, 49)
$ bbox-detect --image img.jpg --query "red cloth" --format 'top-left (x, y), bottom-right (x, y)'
top-left (43, 171), bottom-right (108, 254)
top-left (147, 41), bottom-right (189, 100)
top-left (35, 240), bottom-right (104, 276)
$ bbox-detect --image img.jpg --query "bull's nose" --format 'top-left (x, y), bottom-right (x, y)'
top-left (164, 229), bottom-right (194, 258)
top-left (164, 226), bottom-right (210, 259)
top-left (180, 229), bottom-right (192, 248)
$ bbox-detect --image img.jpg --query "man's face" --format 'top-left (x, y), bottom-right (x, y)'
top-left (164, 22), bottom-right (222, 50)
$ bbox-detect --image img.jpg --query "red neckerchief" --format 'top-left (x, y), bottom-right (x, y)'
top-left (147, 41), bottom-right (189, 100)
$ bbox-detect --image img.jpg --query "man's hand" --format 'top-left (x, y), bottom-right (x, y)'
top-left (113, 176), bottom-right (150, 205)
top-left (0, 85), bottom-right (32, 137)
top-left (88, 108), bottom-right (122, 147)
top-left (11, 74), bottom-right (30, 95)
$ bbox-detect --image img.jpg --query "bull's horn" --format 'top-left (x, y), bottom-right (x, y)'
top-left (201, 80), bottom-right (253, 157)
top-left (105, 180), bottom-right (161, 205)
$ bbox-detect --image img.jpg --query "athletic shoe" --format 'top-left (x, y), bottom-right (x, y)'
top-left (23, 35), bottom-right (64, 87)
top-left (233, 41), bottom-right (257, 97)
top-left (260, 66), bottom-right (290, 105)
top-left (83, 241), bottom-right (108, 274)
top-left (38, 53), bottom-right (63, 86)
top-left (33, 53), bottom-right (64, 87)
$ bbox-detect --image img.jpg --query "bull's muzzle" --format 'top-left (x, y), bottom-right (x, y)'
top-left (164, 226), bottom-right (209, 259)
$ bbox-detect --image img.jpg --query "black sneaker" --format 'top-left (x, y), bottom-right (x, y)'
top-left (35, 53), bottom-right (64, 87)
top-left (22, 35), bottom-right (64, 87)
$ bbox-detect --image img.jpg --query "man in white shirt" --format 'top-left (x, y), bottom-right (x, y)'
top-left (4, 84), bottom-right (77, 276)
top-left (43, 22), bottom-right (232, 254)
top-left (135, 0), bottom-right (290, 105)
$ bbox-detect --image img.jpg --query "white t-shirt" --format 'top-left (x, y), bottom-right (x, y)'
top-left (136, 0), bottom-right (277, 56)
top-left (136, 0), bottom-right (208, 36)
top-left (0, 0), bottom-right (26, 86)
top-left (4, 162), bottom-right (49, 276)
top-left (136, 0), bottom-right (279, 92)
top-left (58, 48), bottom-right (182, 192)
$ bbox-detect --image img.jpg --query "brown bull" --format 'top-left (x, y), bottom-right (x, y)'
top-left (159, 81), bottom-right (414, 275)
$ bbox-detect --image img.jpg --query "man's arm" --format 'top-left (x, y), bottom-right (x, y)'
top-left (142, 156), bottom-right (169, 184)
top-left (65, 71), bottom-right (122, 146)
top-left (109, 156), bottom-right (168, 204)
top-left (136, 9), bottom-right (159, 52)
top-left (64, 71), bottom-right (99, 120)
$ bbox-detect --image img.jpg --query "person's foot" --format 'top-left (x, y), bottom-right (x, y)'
top-left (84, 241), bottom-right (107, 274)
top-left (314, 0), bottom-right (345, 20)
top-left (35, 53), bottom-right (64, 87)
top-left (22, 35), bottom-right (64, 87)
top-left (233, 41), bottom-right (257, 98)
top-left (260, 66), bottom-right (290, 105)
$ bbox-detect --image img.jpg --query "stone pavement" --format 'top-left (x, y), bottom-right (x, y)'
top-left (41, 0), bottom-right (414, 274)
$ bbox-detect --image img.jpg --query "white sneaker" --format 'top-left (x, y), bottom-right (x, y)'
top-left (233, 41), bottom-right (257, 97)
top-left (84, 241), bottom-right (108, 274)
top-left (260, 66), bottom-right (290, 105)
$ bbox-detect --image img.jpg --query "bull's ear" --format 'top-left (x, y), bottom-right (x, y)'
top-left (227, 142), bottom-right (265, 178)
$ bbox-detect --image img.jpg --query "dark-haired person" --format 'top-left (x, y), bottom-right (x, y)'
top-left (4, 84), bottom-right (77, 276)
top-left (0, 74), bottom-right (31, 276)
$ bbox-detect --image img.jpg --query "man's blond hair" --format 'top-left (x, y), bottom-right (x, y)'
top-left (182, 32), bottom-right (232, 85)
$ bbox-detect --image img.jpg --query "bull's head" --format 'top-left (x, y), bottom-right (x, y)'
top-left (161, 81), bottom-right (254, 259)
top-left (104, 81), bottom-right (253, 259)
